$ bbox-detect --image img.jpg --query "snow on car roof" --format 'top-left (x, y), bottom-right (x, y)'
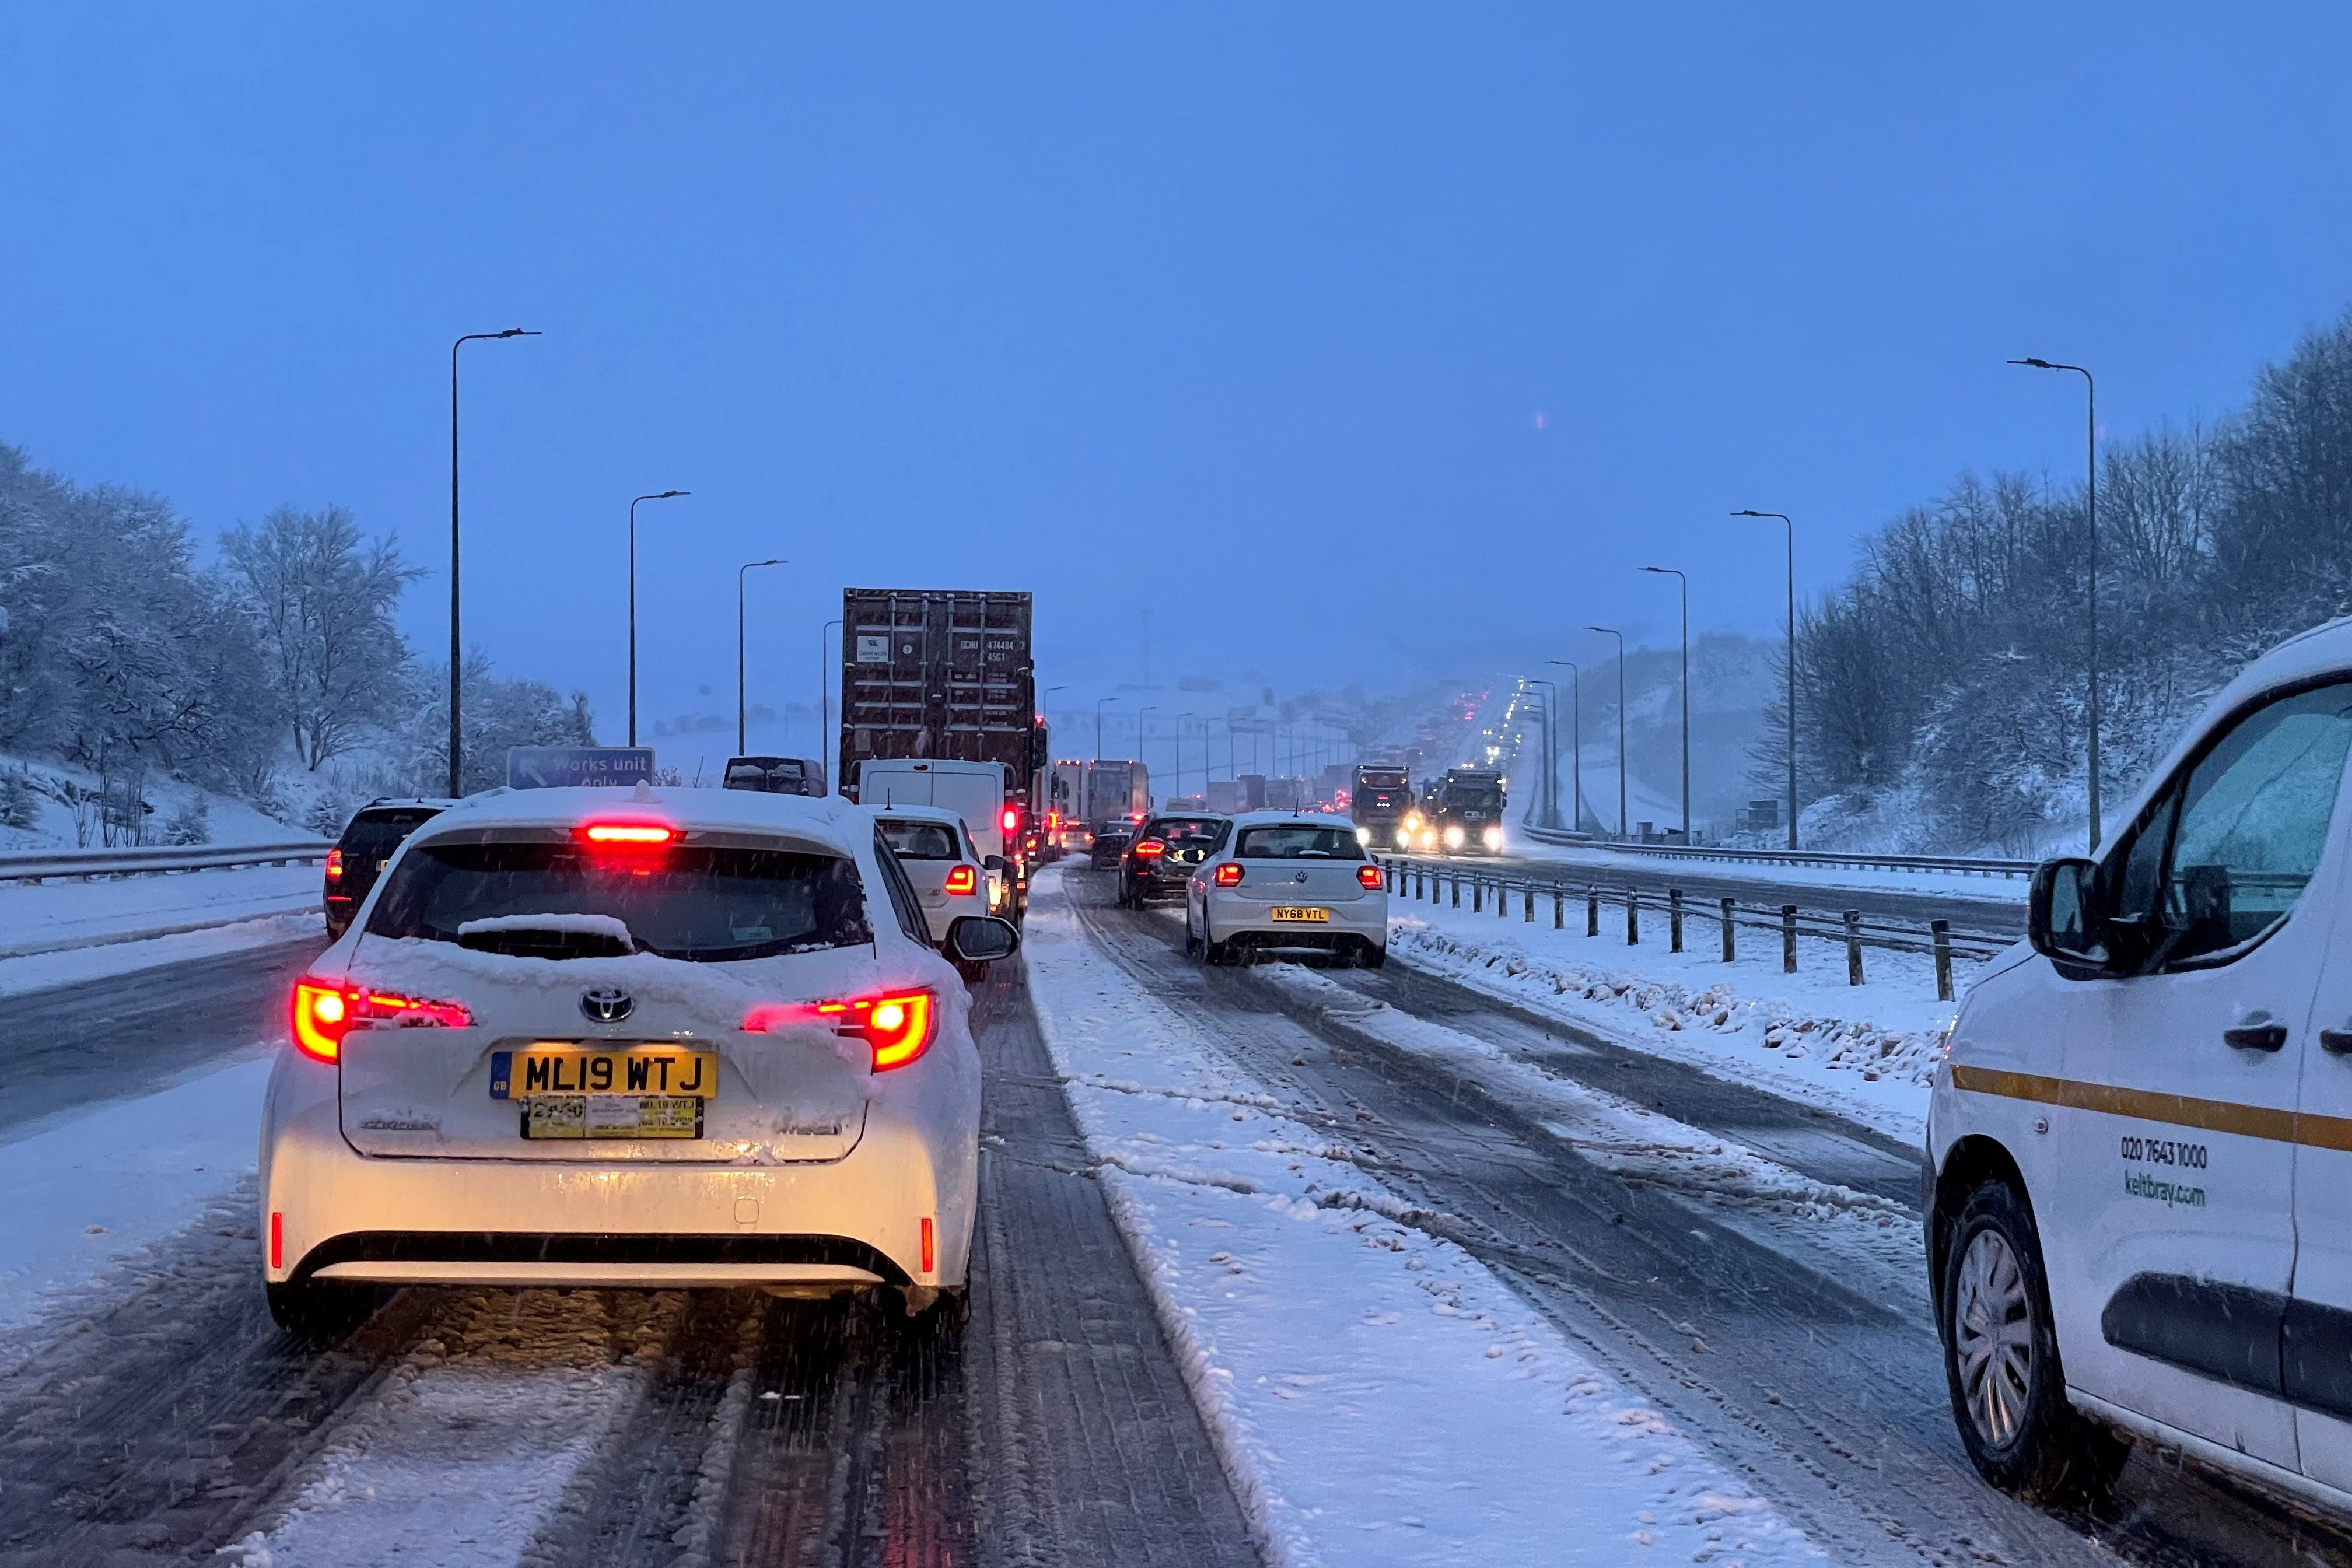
top-left (412, 785), bottom-right (864, 850)
top-left (1224, 811), bottom-right (1356, 827)
top-left (868, 803), bottom-right (965, 825)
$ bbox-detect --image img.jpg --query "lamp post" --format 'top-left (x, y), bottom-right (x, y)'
top-left (1096, 697), bottom-right (1117, 760)
top-left (1545, 660), bottom-right (1582, 835)
top-left (818, 617), bottom-right (841, 796)
top-left (626, 491), bottom-right (689, 746)
top-left (2009, 358), bottom-right (2102, 852)
top-left (1526, 678), bottom-right (1560, 828)
top-left (736, 559), bottom-right (785, 756)
top-left (1586, 626), bottom-right (1626, 839)
top-left (447, 327), bottom-right (538, 796)
top-left (1735, 510), bottom-right (1798, 849)
top-left (1641, 566), bottom-right (1689, 844)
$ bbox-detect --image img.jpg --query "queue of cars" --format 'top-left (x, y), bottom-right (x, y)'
top-left (1096, 808), bottom-right (1389, 968)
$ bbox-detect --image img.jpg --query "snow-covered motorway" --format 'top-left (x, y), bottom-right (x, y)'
top-left (2, 868), bottom-right (2348, 1566)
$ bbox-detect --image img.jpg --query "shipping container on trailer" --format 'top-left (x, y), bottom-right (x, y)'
top-left (839, 589), bottom-right (1044, 810)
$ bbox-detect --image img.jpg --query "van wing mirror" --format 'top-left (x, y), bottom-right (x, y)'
top-left (2028, 856), bottom-right (2109, 971)
top-left (946, 915), bottom-right (1020, 964)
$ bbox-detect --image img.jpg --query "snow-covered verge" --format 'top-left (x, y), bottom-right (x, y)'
top-left (0, 860), bottom-right (319, 950)
top-left (0, 751), bottom-right (335, 853)
top-left (1023, 867), bottom-right (1820, 1567)
top-left (1385, 886), bottom-right (1966, 1142)
top-left (0, 1057), bottom-right (271, 1332)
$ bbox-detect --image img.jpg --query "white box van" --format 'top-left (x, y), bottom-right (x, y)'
top-left (1930, 618), bottom-right (2352, 1520)
top-left (857, 760), bottom-right (1014, 910)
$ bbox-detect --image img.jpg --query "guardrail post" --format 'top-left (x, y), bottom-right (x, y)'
top-left (1553, 888), bottom-right (1564, 929)
top-left (1720, 897), bottom-right (1735, 962)
top-left (1669, 888), bottom-right (1684, 953)
top-left (1781, 905), bottom-right (1798, 972)
top-left (1524, 883), bottom-right (1534, 922)
top-left (1626, 889), bottom-right (1640, 946)
top-left (1933, 919), bottom-right (1955, 1002)
top-left (1587, 888), bottom-right (1600, 937)
top-left (1497, 877), bottom-right (1507, 919)
top-left (1844, 910), bottom-right (1864, 986)
top-left (1451, 872), bottom-right (1460, 909)
top-left (1471, 877), bottom-right (1482, 914)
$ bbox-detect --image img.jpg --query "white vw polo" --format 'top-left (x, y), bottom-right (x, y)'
top-left (258, 785), bottom-right (1017, 1337)
top-left (1184, 811), bottom-right (1388, 968)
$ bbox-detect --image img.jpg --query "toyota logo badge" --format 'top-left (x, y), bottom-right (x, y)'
top-left (580, 987), bottom-right (635, 1023)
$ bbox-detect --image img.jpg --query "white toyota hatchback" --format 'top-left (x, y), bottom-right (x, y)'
top-left (1930, 618), bottom-right (2352, 1521)
top-left (259, 785), bottom-right (1017, 1337)
top-left (1184, 811), bottom-right (1388, 967)
top-left (873, 804), bottom-right (999, 979)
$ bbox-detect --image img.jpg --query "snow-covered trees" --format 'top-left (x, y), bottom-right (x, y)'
top-left (1784, 309), bottom-right (2352, 852)
top-left (219, 505), bottom-right (420, 769)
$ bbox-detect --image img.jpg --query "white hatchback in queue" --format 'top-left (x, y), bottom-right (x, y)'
top-left (258, 786), bottom-right (1018, 1338)
top-left (1184, 811), bottom-right (1388, 967)
top-left (874, 805), bottom-right (999, 979)
top-left (1929, 618), bottom-right (2352, 1524)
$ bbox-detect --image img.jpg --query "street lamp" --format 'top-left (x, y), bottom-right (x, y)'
top-left (1096, 696), bottom-right (1118, 760)
top-left (1641, 566), bottom-right (1689, 844)
top-left (736, 558), bottom-right (785, 755)
top-left (447, 327), bottom-right (538, 796)
top-left (1734, 510), bottom-right (1798, 850)
top-left (1525, 678), bottom-right (1560, 829)
top-left (1587, 626), bottom-right (1626, 840)
top-left (818, 617), bottom-right (842, 796)
top-left (626, 491), bottom-right (690, 746)
top-left (2009, 357), bottom-right (2102, 852)
top-left (1545, 660), bottom-right (1582, 835)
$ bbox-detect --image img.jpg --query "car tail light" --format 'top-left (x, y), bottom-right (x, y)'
top-left (1214, 863), bottom-right (1244, 887)
top-left (1046, 810), bottom-right (1061, 830)
top-left (944, 864), bottom-right (978, 895)
top-left (1357, 864), bottom-right (1384, 890)
top-left (578, 822), bottom-right (676, 845)
top-left (270, 1210), bottom-right (284, 1270)
top-left (1000, 806), bottom-right (1020, 834)
top-left (746, 989), bottom-right (937, 1072)
top-left (325, 848), bottom-right (344, 880)
top-left (921, 1215), bottom-right (935, 1275)
top-left (290, 978), bottom-right (472, 1063)
top-left (1134, 839), bottom-right (1165, 859)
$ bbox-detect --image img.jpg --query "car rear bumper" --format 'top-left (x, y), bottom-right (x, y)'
top-left (260, 1055), bottom-right (975, 1292)
top-left (1204, 891), bottom-right (1387, 947)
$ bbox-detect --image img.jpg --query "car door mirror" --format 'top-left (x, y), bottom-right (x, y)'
top-left (2029, 856), bottom-right (2110, 972)
top-left (983, 855), bottom-right (1006, 872)
top-left (946, 915), bottom-right (1020, 964)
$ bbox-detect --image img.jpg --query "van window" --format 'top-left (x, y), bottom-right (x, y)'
top-left (2108, 680), bottom-right (2352, 970)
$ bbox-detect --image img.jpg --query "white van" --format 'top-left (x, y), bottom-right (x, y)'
top-left (857, 760), bottom-right (1014, 911)
top-left (1929, 618), bottom-right (2352, 1518)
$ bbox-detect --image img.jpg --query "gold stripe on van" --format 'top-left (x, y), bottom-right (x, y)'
top-left (1950, 1065), bottom-right (2352, 1151)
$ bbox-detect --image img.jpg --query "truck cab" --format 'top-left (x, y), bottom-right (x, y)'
top-left (1350, 765), bottom-right (1413, 852)
top-left (1427, 766), bottom-right (1507, 855)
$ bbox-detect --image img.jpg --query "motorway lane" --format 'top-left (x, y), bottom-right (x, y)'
top-left (0, 944), bottom-right (1261, 1567)
top-left (1067, 870), bottom-right (2352, 1568)
top-left (0, 937), bottom-right (325, 1138)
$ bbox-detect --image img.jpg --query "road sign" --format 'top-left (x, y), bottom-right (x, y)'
top-left (506, 747), bottom-right (656, 789)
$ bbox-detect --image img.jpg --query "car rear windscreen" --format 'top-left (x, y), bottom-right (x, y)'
top-left (1235, 825), bottom-right (1367, 860)
top-left (366, 841), bottom-right (874, 961)
top-left (341, 809), bottom-right (442, 860)
top-left (1145, 818), bottom-right (1226, 844)
top-left (878, 821), bottom-right (963, 860)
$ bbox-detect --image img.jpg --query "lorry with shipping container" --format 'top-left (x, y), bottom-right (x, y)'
top-left (839, 588), bottom-right (1044, 814)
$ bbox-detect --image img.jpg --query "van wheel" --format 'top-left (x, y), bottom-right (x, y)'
top-left (266, 1279), bottom-right (377, 1342)
top-left (1940, 1180), bottom-right (2129, 1501)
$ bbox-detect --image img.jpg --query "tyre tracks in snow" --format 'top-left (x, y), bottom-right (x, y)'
top-left (1069, 873), bottom-right (2352, 1568)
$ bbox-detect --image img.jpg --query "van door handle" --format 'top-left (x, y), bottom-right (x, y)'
top-left (2320, 1029), bottom-right (2352, 1056)
top-left (2225, 1023), bottom-right (2289, 1052)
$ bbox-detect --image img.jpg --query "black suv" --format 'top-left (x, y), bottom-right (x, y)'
top-left (326, 798), bottom-right (454, 939)
top-left (1118, 814), bottom-right (1230, 907)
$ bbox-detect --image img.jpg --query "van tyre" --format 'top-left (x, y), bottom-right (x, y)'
top-left (266, 1279), bottom-right (377, 1342)
top-left (1940, 1179), bottom-right (2129, 1501)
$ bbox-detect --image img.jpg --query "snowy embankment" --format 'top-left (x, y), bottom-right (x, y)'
top-left (0, 863), bottom-right (320, 995)
top-left (1385, 879), bottom-right (1972, 1142)
top-left (1023, 867), bottom-right (1819, 1567)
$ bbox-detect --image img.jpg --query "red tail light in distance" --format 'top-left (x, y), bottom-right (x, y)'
top-left (944, 864), bottom-right (978, 895)
top-left (1134, 839), bottom-right (1166, 859)
top-left (1213, 863), bottom-right (1244, 887)
top-left (324, 848), bottom-right (344, 880)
